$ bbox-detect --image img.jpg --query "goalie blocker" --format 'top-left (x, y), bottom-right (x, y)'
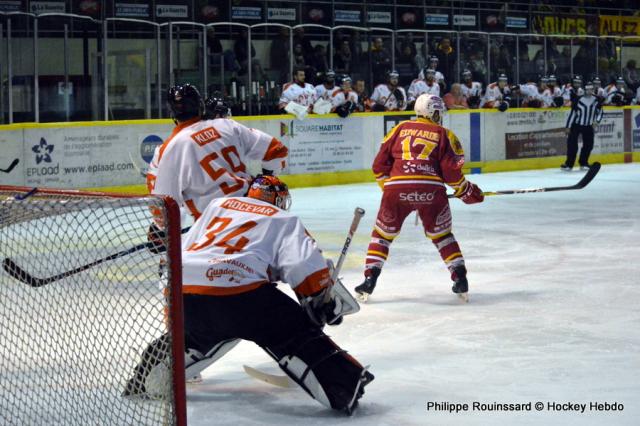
top-left (126, 176), bottom-right (372, 414)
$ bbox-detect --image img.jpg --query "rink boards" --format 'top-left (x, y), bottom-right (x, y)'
top-left (0, 107), bottom-right (639, 192)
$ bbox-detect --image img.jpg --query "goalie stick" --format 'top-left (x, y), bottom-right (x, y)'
top-left (0, 158), bottom-right (19, 173)
top-left (3, 227), bottom-right (191, 288)
top-left (448, 162), bottom-right (601, 199)
top-left (246, 207), bottom-right (366, 388)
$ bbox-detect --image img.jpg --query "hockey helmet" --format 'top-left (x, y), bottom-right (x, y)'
top-left (414, 94), bottom-right (445, 125)
top-left (339, 74), bottom-right (352, 89)
top-left (547, 74), bottom-right (557, 85)
top-left (325, 70), bottom-right (336, 83)
top-left (572, 75), bottom-right (583, 88)
top-left (424, 68), bottom-right (436, 81)
top-left (247, 175), bottom-right (291, 211)
top-left (592, 76), bottom-right (602, 87)
top-left (204, 94), bottom-right (231, 119)
top-left (429, 56), bottom-right (439, 66)
top-left (615, 76), bottom-right (625, 87)
top-left (462, 69), bottom-right (472, 80)
top-left (387, 70), bottom-right (400, 83)
top-left (167, 83), bottom-right (203, 122)
top-left (498, 74), bottom-right (508, 88)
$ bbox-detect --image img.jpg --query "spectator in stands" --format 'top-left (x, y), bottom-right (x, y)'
top-left (270, 27), bottom-right (290, 84)
top-left (308, 45), bottom-right (329, 81)
top-left (353, 79), bottom-right (371, 112)
top-left (234, 31), bottom-right (265, 80)
top-left (371, 37), bottom-right (392, 85)
top-left (414, 43), bottom-right (429, 73)
top-left (623, 60), bottom-right (639, 91)
top-left (349, 30), bottom-right (365, 75)
top-left (207, 28), bottom-right (240, 76)
top-left (443, 84), bottom-right (469, 110)
top-left (574, 41), bottom-right (596, 78)
top-left (397, 32), bottom-right (417, 59)
top-left (293, 27), bottom-right (314, 64)
top-left (293, 43), bottom-right (306, 68)
top-left (598, 58), bottom-right (616, 88)
top-left (435, 38), bottom-right (456, 86)
top-left (467, 51), bottom-right (487, 85)
top-left (333, 40), bottom-right (353, 75)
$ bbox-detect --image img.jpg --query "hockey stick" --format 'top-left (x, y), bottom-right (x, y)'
top-left (245, 207), bottom-right (366, 387)
top-left (324, 206), bottom-right (365, 302)
top-left (3, 226), bottom-right (191, 288)
top-left (448, 162), bottom-right (601, 199)
top-left (0, 158), bottom-right (19, 173)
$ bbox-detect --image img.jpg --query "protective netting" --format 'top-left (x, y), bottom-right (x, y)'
top-left (0, 188), bottom-right (184, 425)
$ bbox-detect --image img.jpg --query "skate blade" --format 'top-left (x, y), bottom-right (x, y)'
top-left (457, 292), bottom-right (469, 303)
top-left (356, 292), bottom-right (369, 303)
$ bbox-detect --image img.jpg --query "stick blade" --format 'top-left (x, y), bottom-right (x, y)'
top-left (575, 162), bottom-right (601, 189)
top-left (243, 365), bottom-right (292, 388)
top-left (3, 258), bottom-right (46, 287)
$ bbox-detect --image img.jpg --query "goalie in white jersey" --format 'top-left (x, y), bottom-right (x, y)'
top-left (126, 175), bottom-right (373, 414)
top-left (148, 85), bottom-right (288, 223)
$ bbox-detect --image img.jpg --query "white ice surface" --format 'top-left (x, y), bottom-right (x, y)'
top-left (188, 164), bottom-right (640, 426)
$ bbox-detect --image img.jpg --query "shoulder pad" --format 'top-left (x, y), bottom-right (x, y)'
top-left (446, 129), bottom-right (465, 156)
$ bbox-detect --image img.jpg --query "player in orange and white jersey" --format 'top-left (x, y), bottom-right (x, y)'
top-left (370, 70), bottom-right (407, 111)
top-left (480, 74), bottom-right (511, 109)
top-left (126, 175), bottom-right (373, 414)
top-left (407, 68), bottom-right (440, 105)
top-left (541, 75), bottom-right (563, 107)
top-left (315, 70), bottom-right (339, 101)
top-left (278, 67), bottom-right (317, 112)
top-left (331, 75), bottom-right (358, 117)
top-left (149, 85), bottom-right (288, 223)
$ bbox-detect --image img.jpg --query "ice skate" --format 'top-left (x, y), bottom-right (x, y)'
top-left (560, 163), bottom-right (572, 172)
top-left (355, 268), bottom-right (380, 302)
top-left (452, 275), bottom-right (469, 303)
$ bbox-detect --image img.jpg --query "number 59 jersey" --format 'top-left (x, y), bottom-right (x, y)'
top-left (181, 196), bottom-right (331, 297)
top-left (151, 117), bottom-right (288, 220)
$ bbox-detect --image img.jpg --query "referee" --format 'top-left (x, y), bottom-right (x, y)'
top-left (561, 81), bottom-right (603, 171)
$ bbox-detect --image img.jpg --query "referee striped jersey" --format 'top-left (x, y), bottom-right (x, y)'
top-left (566, 95), bottom-right (603, 127)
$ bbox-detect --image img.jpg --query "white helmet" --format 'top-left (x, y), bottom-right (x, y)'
top-left (414, 94), bottom-right (445, 124)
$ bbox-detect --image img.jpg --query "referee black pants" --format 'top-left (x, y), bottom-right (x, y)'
top-left (566, 124), bottom-right (594, 167)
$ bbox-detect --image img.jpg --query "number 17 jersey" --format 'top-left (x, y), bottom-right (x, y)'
top-left (150, 117), bottom-right (288, 220)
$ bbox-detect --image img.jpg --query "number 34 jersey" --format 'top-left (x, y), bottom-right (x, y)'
top-left (150, 117), bottom-right (288, 220)
top-left (181, 196), bottom-right (331, 297)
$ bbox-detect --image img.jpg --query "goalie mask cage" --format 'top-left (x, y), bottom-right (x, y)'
top-left (0, 186), bottom-right (186, 426)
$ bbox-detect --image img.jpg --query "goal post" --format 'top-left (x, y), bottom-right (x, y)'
top-left (0, 186), bottom-right (186, 426)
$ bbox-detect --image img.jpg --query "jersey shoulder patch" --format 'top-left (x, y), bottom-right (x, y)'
top-left (446, 129), bottom-right (465, 155)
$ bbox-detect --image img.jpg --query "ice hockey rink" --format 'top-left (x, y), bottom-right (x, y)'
top-left (187, 163), bottom-right (640, 426)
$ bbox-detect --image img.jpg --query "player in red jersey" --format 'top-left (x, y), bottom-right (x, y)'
top-left (355, 94), bottom-right (484, 302)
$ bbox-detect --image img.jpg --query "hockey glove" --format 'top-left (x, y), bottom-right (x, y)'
top-left (455, 180), bottom-right (484, 204)
top-left (372, 103), bottom-right (386, 112)
top-left (301, 289), bottom-right (344, 328)
top-left (147, 223), bottom-right (167, 254)
top-left (261, 168), bottom-right (274, 176)
top-left (497, 101), bottom-right (509, 112)
top-left (393, 88), bottom-right (405, 104)
top-left (336, 104), bottom-right (350, 118)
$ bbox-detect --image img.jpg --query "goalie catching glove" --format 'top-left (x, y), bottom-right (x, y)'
top-left (455, 180), bottom-right (484, 204)
top-left (301, 287), bottom-right (344, 327)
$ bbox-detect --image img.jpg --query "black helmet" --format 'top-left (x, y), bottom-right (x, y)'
top-left (204, 94), bottom-right (231, 119)
top-left (167, 83), bottom-right (203, 121)
top-left (325, 70), bottom-right (336, 83)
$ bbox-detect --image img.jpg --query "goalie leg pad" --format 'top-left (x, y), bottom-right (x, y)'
top-left (266, 329), bottom-right (374, 413)
top-left (184, 338), bottom-right (241, 380)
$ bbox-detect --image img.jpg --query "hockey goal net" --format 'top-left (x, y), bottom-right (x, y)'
top-left (0, 186), bottom-right (186, 425)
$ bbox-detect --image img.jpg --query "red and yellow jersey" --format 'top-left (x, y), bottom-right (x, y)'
top-left (372, 117), bottom-right (467, 192)
top-left (181, 196), bottom-right (331, 297)
top-left (149, 118), bottom-right (288, 221)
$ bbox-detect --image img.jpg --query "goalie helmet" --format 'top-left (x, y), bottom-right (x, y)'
top-left (167, 83), bottom-right (203, 122)
top-left (204, 94), bottom-right (231, 119)
top-left (414, 94), bottom-right (445, 124)
top-left (247, 175), bottom-right (291, 211)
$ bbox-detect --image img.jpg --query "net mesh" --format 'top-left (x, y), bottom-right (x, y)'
top-left (0, 188), bottom-right (183, 425)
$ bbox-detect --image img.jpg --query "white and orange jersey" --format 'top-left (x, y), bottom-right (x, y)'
top-left (181, 196), bottom-right (331, 297)
top-left (633, 87), bottom-right (640, 105)
top-left (151, 117), bottom-right (288, 221)
top-left (480, 82), bottom-right (510, 108)
top-left (541, 86), bottom-right (562, 107)
top-left (517, 82), bottom-right (545, 107)
top-left (418, 69), bottom-right (445, 85)
top-left (604, 84), bottom-right (625, 105)
top-left (460, 81), bottom-right (482, 98)
top-left (407, 79), bottom-right (440, 103)
top-left (370, 84), bottom-right (407, 111)
top-left (562, 84), bottom-right (584, 106)
top-left (330, 89), bottom-right (358, 110)
top-left (315, 84), bottom-right (339, 101)
top-left (279, 81), bottom-right (316, 109)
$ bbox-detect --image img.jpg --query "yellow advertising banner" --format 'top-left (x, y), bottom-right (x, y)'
top-left (532, 15), bottom-right (590, 35)
top-left (599, 15), bottom-right (640, 36)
